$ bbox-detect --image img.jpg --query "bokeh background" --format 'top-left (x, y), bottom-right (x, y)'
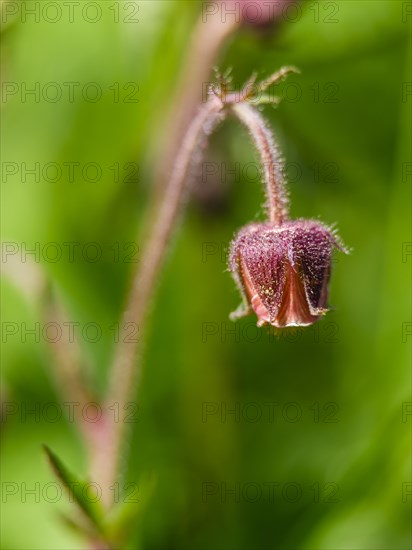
top-left (1, 0), bottom-right (411, 548)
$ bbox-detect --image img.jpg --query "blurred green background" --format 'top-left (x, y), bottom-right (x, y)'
top-left (1, 0), bottom-right (411, 548)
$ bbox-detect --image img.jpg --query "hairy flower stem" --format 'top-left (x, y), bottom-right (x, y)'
top-left (99, 96), bottom-right (225, 501)
top-left (231, 102), bottom-right (289, 225)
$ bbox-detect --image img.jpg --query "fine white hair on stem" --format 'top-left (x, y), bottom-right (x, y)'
top-left (231, 102), bottom-right (289, 225)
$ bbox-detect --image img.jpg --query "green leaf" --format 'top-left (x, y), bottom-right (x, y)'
top-left (42, 445), bottom-right (105, 534)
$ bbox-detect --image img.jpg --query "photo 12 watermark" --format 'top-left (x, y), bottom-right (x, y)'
top-left (201, 480), bottom-right (340, 504)
top-left (1, 401), bottom-right (141, 424)
top-left (1, 241), bottom-right (140, 264)
top-left (1, 81), bottom-right (139, 104)
top-left (1, 481), bottom-right (140, 504)
top-left (1, 321), bottom-right (140, 344)
top-left (201, 1), bottom-right (340, 25)
top-left (1, 161), bottom-right (140, 184)
top-left (202, 79), bottom-right (340, 105)
top-left (201, 160), bottom-right (340, 185)
top-left (201, 321), bottom-right (340, 344)
top-left (201, 400), bottom-right (340, 424)
top-left (1, 1), bottom-right (140, 25)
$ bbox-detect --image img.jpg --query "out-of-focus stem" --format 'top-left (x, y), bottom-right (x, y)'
top-left (101, 96), bottom-right (225, 501)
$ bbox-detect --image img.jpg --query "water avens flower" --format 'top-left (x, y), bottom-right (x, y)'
top-left (221, 71), bottom-right (348, 328)
top-left (229, 220), bottom-right (348, 328)
top-left (95, 69), bottom-right (347, 514)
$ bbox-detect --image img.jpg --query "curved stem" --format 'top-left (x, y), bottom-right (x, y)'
top-left (231, 102), bottom-right (289, 225)
top-left (98, 96), bottom-right (225, 500)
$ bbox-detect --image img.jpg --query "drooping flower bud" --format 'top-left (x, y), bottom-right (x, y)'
top-left (229, 220), bottom-right (348, 327)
